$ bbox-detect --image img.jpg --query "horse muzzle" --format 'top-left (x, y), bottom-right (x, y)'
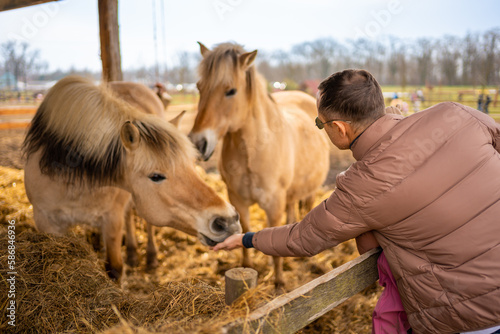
top-left (188, 130), bottom-right (217, 161)
top-left (198, 213), bottom-right (241, 247)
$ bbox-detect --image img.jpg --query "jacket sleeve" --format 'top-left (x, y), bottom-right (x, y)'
top-left (457, 102), bottom-right (500, 153)
top-left (488, 119), bottom-right (500, 154)
top-left (252, 186), bottom-right (372, 257)
top-left (476, 109), bottom-right (500, 153)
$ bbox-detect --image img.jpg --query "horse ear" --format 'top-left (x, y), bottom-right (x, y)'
top-left (239, 50), bottom-right (258, 71)
top-left (120, 121), bottom-right (141, 151)
top-left (198, 41), bottom-right (210, 57)
top-left (169, 110), bottom-right (186, 128)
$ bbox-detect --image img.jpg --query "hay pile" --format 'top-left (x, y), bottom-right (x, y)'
top-left (0, 226), bottom-right (261, 333)
top-left (0, 166), bottom-right (381, 333)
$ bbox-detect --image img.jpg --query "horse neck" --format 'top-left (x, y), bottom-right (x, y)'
top-left (239, 74), bottom-right (284, 139)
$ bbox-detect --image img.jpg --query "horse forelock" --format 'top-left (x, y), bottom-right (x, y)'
top-left (130, 116), bottom-right (197, 175)
top-left (198, 42), bottom-right (258, 107)
top-left (23, 75), bottom-right (196, 186)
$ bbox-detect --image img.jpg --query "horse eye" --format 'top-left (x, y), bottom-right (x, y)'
top-left (225, 88), bottom-right (237, 97)
top-left (148, 173), bottom-right (166, 183)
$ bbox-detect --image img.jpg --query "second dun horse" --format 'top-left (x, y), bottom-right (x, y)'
top-left (189, 42), bottom-right (330, 290)
top-left (23, 76), bottom-right (241, 282)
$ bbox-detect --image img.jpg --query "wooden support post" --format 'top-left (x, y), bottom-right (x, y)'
top-left (225, 267), bottom-right (258, 305)
top-left (0, 0), bottom-right (59, 12)
top-left (98, 0), bottom-right (122, 82)
top-left (223, 248), bottom-right (381, 334)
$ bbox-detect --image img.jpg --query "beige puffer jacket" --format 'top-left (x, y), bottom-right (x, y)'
top-left (253, 102), bottom-right (500, 334)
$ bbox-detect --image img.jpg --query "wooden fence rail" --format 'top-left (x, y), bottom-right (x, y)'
top-left (223, 248), bottom-right (382, 334)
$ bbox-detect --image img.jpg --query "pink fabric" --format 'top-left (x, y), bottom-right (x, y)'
top-left (372, 251), bottom-right (410, 334)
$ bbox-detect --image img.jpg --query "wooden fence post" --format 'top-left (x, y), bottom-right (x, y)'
top-left (225, 267), bottom-right (258, 305)
top-left (98, 0), bottom-right (122, 82)
top-left (223, 248), bottom-right (381, 333)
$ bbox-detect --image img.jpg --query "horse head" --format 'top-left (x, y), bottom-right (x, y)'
top-left (189, 42), bottom-right (258, 160)
top-left (118, 117), bottom-right (241, 246)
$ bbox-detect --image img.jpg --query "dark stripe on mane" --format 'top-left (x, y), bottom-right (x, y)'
top-left (23, 103), bottom-right (125, 187)
top-left (132, 120), bottom-right (167, 153)
top-left (132, 119), bottom-right (186, 160)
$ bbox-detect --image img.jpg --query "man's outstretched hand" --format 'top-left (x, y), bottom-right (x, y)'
top-left (212, 234), bottom-right (244, 251)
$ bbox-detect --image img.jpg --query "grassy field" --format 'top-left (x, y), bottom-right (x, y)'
top-left (167, 85), bottom-right (500, 117)
top-left (380, 85), bottom-right (500, 116)
top-left (1, 85), bottom-right (499, 119)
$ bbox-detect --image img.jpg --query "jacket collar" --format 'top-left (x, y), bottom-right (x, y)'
top-left (351, 113), bottom-right (403, 161)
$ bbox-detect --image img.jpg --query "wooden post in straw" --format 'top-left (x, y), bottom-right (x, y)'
top-left (225, 267), bottom-right (258, 305)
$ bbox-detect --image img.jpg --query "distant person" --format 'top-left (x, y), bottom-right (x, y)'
top-left (214, 69), bottom-right (500, 334)
top-left (478, 94), bottom-right (484, 112)
top-left (484, 95), bottom-right (492, 114)
top-left (416, 88), bottom-right (424, 104)
top-left (410, 91), bottom-right (421, 112)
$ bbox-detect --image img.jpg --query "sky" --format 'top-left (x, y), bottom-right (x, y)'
top-left (1, 0), bottom-right (499, 72)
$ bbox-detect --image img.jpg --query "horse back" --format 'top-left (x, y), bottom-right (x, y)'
top-left (108, 81), bottom-right (164, 117)
top-left (271, 90), bottom-right (318, 119)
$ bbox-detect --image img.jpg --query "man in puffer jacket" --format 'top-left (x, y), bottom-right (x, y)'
top-left (213, 69), bottom-right (500, 334)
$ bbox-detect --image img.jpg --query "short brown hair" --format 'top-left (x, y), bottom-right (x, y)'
top-left (317, 69), bottom-right (385, 126)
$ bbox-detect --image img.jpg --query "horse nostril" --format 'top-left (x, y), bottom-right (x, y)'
top-left (196, 138), bottom-right (208, 156)
top-left (211, 217), bottom-right (228, 234)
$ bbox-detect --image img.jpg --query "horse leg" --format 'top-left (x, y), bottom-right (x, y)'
top-left (299, 194), bottom-right (315, 219)
top-left (146, 223), bottom-right (159, 271)
top-left (32, 207), bottom-right (67, 235)
top-left (102, 213), bottom-right (124, 283)
top-left (124, 204), bottom-right (139, 267)
top-left (228, 190), bottom-right (252, 268)
top-left (285, 201), bottom-right (297, 225)
top-left (262, 195), bottom-right (287, 293)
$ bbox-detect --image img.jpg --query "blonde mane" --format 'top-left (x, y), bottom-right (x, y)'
top-left (198, 42), bottom-right (259, 107)
top-left (23, 75), bottom-right (196, 186)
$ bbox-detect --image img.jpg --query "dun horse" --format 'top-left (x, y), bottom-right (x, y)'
top-left (189, 42), bottom-right (330, 289)
top-left (23, 76), bottom-right (241, 281)
top-left (107, 81), bottom-right (183, 270)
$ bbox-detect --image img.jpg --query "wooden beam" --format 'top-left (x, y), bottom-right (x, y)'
top-left (98, 0), bottom-right (122, 82)
top-left (223, 248), bottom-right (381, 334)
top-left (0, 0), bottom-right (59, 12)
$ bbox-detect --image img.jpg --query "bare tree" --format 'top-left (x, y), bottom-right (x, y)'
top-left (437, 36), bottom-right (461, 85)
top-left (292, 38), bottom-right (343, 79)
top-left (1, 40), bottom-right (43, 89)
top-left (461, 32), bottom-right (480, 86)
top-left (479, 28), bottom-right (500, 87)
top-left (414, 38), bottom-right (434, 86)
top-left (348, 38), bottom-right (386, 82)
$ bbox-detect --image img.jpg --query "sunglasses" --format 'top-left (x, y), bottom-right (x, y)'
top-left (315, 117), bottom-right (352, 129)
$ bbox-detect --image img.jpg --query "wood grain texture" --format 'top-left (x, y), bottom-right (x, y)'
top-left (98, 0), bottom-right (122, 82)
top-left (0, 0), bottom-right (59, 12)
top-left (225, 267), bottom-right (258, 305)
top-left (223, 248), bottom-right (381, 334)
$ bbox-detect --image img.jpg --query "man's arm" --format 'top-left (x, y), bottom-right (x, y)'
top-left (219, 184), bottom-right (370, 257)
top-left (355, 231), bottom-right (380, 255)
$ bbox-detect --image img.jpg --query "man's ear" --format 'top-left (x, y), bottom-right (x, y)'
top-left (120, 121), bottom-right (141, 151)
top-left (332, 121), bottom-right (348, 137)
